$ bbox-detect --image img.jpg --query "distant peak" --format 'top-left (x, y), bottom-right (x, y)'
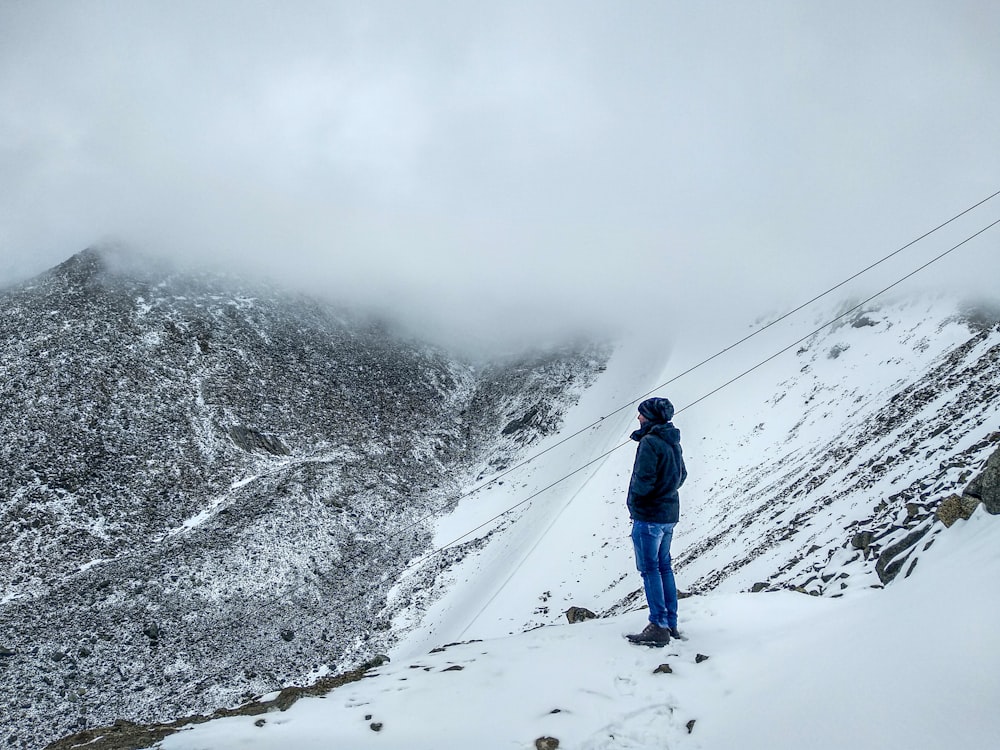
top-left (47, 243), bottom-right (157, 289)
top-left (52, 246), bottom-right (109, 284)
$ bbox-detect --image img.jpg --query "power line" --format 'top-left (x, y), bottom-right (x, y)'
top-left (167, 210), bottom-right (1000, 710)
top-left (398, 187), bottom-right (1000, 510)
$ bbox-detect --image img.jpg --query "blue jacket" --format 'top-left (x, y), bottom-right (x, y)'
top-left (627, 421), bottom-right (687, 524)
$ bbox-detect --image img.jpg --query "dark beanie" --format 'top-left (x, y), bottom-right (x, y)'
top-left (637, 397), bottom-right (675, 424)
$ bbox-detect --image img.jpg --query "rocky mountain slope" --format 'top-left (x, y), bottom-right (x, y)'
top-left (364, 292), bottom-right (1000, 652)
top-left (38, 289), bottom-right (1000, 750)
top-left (672, 297), bottom-right (1000, 601)
top-left (0, 247), bottom-right (610, 749)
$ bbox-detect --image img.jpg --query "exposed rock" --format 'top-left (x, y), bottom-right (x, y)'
top-left (686, 719), bottom-right (697, 733)
top-left (875, 525), bottom-right (932, 584)
top-left (429, 640), bottom-right (481, 654)
top-left (695, 654), bottom-right (710, 664)
top-left (965, 446), bottom-right (1000, 514)
top-left (535, 737), bottom-right (560, 750)
top-left (850, 531), bottom-right (874, 553)
top-left (369, 722), bottom-right (383, 732)
top-left (40, 658), bottom-right (383, 750)
top-left (279, 629), bottom-right (294, 642)
top-left (750, 582), bottom-right (769, 593)
top-left (653, 663), bottom-right (673, 674)
top-left (228, 426), bottom-right (290, 456)
top-left (565, 606), bottom-right (597, 624)
top-left (143, 623), bottom-right (161, 641)
top-left (441, 665), bottom-right (464, 672)
top-left (935, 494), bottom-right (981, 528)
top-left (502, 405), bottom-right (542, 435)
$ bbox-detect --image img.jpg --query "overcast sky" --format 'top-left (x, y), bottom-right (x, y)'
top-left (1, 0), bottom-right (998, 346)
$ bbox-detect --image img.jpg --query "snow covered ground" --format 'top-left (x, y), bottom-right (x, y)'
top-left (155, 294), bottom-right (1000, 749)
top-left (159, 510), bottom-right (1000, 750)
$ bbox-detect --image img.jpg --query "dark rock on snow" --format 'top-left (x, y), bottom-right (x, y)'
top-left (935, 494), bottom-right (982, 528)
top-left (565, 606), bottom-right (598, 623)
top-left (965, 446), bottom-right (1000, 514)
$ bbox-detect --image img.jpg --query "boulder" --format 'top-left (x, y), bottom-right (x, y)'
top-left (565, 606), bottom-right (597, 624)
top-left (965, 446), bottom-right (1000, 514)
top-left (850, 531), bottom-right (874, 553)
top-left (535, 738), bottom-right (560, 750)
top-left (935, 494), bottom-right (981, 528)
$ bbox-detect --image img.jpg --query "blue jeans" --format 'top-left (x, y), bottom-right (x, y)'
top-left (631, 520), bottom-right (678, 629)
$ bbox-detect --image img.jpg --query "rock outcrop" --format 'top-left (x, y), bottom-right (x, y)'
top-left (964, 446), bottom-right (1000, 515)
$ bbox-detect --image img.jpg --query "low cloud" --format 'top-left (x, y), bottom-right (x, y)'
top-left (2, 1), bottom-right (999, 349)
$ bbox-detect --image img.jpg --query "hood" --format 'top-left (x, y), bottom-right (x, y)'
top-left (631, 421), bottom-right (681, 444)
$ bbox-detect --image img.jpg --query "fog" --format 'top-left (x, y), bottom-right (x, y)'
top-left (2, 1), bottom-right (999, 348)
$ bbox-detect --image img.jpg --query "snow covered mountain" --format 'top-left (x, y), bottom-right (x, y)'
top-left (0, 247), bottom-right (610, 749)
top-left (377, 294), bottom-right (1000, 656)
top-left (10, 252), bottom-right (1000, 749)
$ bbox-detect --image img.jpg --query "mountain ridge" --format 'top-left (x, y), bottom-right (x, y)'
top-left (0, 247), bottom-right (610, 748)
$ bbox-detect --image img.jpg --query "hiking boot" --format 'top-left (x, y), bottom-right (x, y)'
top-left (626, 622), bottom-right (671, 646)
top-left (668, 627), bottom-right (682, 640)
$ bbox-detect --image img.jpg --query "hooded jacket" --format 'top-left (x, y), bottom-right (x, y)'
top-left (627, 420), bottom-right (687, 524)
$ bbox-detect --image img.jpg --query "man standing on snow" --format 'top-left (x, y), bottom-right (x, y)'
top-left (626, 397), bottom-right (687, 646)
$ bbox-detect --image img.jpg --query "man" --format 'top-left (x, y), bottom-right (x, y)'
top-left (626, 396), bottom-right (687, 646)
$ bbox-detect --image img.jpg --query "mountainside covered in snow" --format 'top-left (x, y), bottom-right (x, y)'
top-left (86, 287), bottom-right (1000, 750)
top-left (675, 298), bottom-right (1000, 597)
top-left (0, 248), bottom-right (610, 748)
top-left (374, 294), bottom-right (1000, 654)
top-left (9, 254), bottom-right (1000, 749)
